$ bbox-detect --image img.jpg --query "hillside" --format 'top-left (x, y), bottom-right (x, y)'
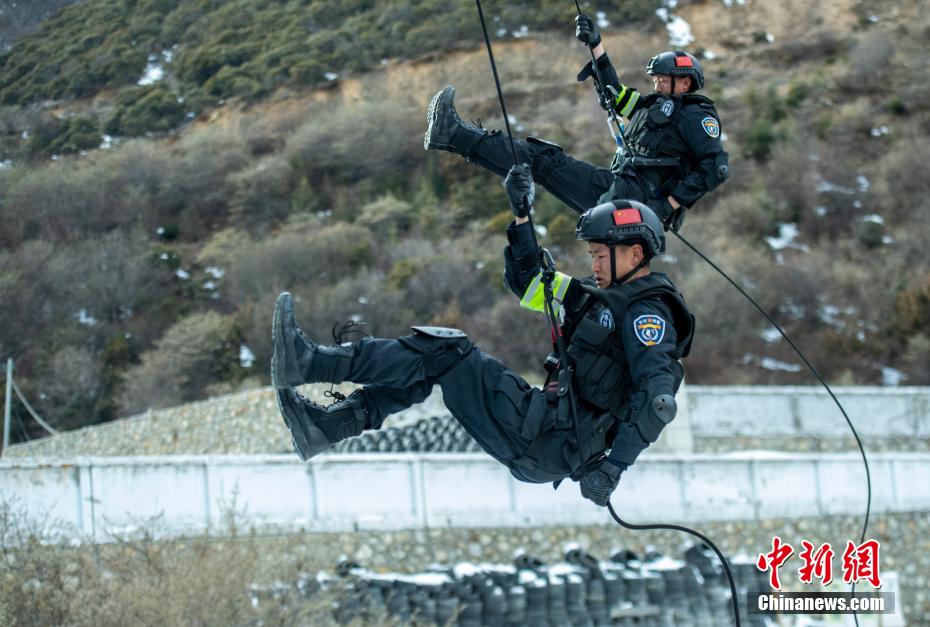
top-left (1, 0), bottom-right (929, 441)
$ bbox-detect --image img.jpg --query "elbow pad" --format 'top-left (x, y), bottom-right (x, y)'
top-left (637, 393), bottom-right (677, 443)
top-left (704, 152), bottom-right (729, 191)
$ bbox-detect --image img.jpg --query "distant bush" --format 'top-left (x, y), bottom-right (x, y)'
top-left (228, 156), bottom-right (295, 232)
top-left (119, 310), bottom-right (242, 415)
top-left (0, 0), bottom-right (659, 108)
top-left (845, 31), bottom-right (894, 86)
top-left (224, 223), bottom-right (375, 304)
top-left (286, 101), bottom-right (419, 185)
top-left (105, 85), bottom-right (187, 137)
top-left (23, 115), bottom-right (100, 158)
top-left (739, 86), bottom-right (791, 162)
top-left (892, 277), bottom-right (930, 338)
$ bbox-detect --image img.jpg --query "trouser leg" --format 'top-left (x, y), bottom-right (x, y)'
top-left (465, 132), bottom-right (615, 214)
top-left (343, 335), bottom-right (574, 482)
top-left (597, 172), bottom-right (653, 205)
top-left (361, 381), bottom-right (434, 429)
top-left (350, 339), bottom-right (530, 458)
top-left (437, 348), bottom-right (574, 482)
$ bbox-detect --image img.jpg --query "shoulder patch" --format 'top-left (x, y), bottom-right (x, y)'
top-left (701, 116), bottom-right (720, 138)
top-left (633, 314), bottom-right (666, 346)
top-left (660, 99), bottom-right (675, 116)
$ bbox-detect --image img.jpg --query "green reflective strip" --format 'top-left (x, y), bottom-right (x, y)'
top-left (519, 271), bottom-right (572, 318)
top-left (615, 86), bottom-right (639, 118)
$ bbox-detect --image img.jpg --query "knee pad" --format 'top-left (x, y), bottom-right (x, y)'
top-left (398, 326), bottom-right (474, 378)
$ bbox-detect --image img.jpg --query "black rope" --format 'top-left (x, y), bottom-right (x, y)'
top-left (475, 0), bottom-right (519, 165)
top-left (671, 230), bottom-right (872, 548)
top-left (474, 0), bottom-right (544, 255)
top-left (572, 0), bottom-right (624, 137)
top-left (673, 230), bottom-right (871, 627)
top-left (607, 503), bottom-right (741, 626)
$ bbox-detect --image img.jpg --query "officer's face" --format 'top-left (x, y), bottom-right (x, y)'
top-left (652, 74), bottom-right (692, 95)
top-left (588, 242), bottom-right (643, 288)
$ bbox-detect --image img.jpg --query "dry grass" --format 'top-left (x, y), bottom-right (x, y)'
top-left (0, 499), bottom-right (351, 627)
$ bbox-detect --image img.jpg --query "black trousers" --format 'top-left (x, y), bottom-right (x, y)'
top-left (465, 130), bottom-right (650, 214)
top-left (345, 336), bottom-right (576, 483)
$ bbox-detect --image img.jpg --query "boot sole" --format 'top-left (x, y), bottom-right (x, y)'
top-left (276, 389), bottom-right (332, 461)
top-left (423, 85), bottom-right (455, 151)
top-left (271, 292), bottom-right (297, 389)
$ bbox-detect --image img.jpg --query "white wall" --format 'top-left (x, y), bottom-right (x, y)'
top-left (685, 386), bottom-right (930, 439)
top-left (2, 452), bottom-right (928, 543)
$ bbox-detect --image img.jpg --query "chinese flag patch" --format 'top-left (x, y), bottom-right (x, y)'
top-left (675, 55), bottom-right (694, 67)
top-left (613, 208), bottom-right (642, 225)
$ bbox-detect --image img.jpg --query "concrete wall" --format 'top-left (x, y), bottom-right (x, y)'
top-left (686, 385), bottom-right (930, 439)
top-left (2, 452), bottom-right (928, 542)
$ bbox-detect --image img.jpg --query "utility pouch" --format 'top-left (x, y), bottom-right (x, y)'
top-left (647, 107), bottom-right (672, 127)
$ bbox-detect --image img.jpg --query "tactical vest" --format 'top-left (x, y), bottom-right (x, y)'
top-left (563, 274), bottom-right (694, 463)
top-left (615, 93), bottom-right (720, 194)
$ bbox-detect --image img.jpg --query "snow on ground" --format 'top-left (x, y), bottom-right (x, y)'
top-left (137, 55), bottom-right (164, 86)
top-left (760, 327), bottom-right (782, 343)
top-left (656, 2), bottom-right (695, 47)
top-left (881, 366), bottom-right (906, 386)
top-left (816, 178), bottom-right (854, 194)
top-left (759, 357), bottom-right (802, 372)
top-left (75, 309), bottom-right (98, 327)
top-left (765, 223), bottom-right (808, 252)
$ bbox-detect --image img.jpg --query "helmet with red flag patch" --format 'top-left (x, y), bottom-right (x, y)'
top-left (575, 199), bottom-right (666, 256)
top-left (646, 51), bottom-right (704, 91)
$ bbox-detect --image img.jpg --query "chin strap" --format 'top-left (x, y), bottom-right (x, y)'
top-left (608, 242), bottom-right (649, 287)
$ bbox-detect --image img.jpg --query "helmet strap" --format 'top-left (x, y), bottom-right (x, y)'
top-left (670, 76), bottom-right (676, 95)
top-left (608, 243), bottom-right (649, 287)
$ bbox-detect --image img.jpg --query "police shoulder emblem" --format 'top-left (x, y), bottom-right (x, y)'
top-left (701, 116), bottom-right (720, 138)
top-left (633, 314), bottom-right (666, 346)
top-left (660, 99), bottom-right (675, 116)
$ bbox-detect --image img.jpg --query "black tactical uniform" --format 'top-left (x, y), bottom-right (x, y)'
top-left (424, 53), bottom-right (729, 224)
top-left (271, 197), bottom-right (694, 505)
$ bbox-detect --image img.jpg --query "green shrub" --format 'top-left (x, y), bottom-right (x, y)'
top-left (118, 310), bottom-right (242, 414)
top-left (742, 118), bottom-right (780, 161)
top-left (25, 116), bottom-right (100, 158)
top-left (105, 85), bottom-right (186, 137)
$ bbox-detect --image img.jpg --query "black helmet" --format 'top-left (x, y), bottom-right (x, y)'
top-left (646, 51), bottom-right (704, 91)
top-left (576, 200), bottom-right (666, 256)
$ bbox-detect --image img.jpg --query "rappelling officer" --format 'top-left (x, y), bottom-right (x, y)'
top-left (424, 12), bottom-right (728, 232)
top-left (270, 166), bottom-right (694, 506)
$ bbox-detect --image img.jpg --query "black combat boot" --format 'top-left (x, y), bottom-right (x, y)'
top-left (423, 85), bottom-right (486, 155)
top-left (276, 389), bottom-right (369, 461)
top-left (271, 292), bottom-right (354, 389)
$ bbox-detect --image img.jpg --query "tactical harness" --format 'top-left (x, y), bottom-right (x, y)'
top-left (608, 93), bottom-right (721, 201)
top-left (512, 274), bottom-right (694, 481)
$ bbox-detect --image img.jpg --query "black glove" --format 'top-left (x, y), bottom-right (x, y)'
top-left (651, 197), bottom-right (686, 233)
top-left (504, 163), bottom-right (535, 218)
top-left (579, 459), bottom-right (626, 507)
top-left (575, 13), bottom-right (601, 48)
